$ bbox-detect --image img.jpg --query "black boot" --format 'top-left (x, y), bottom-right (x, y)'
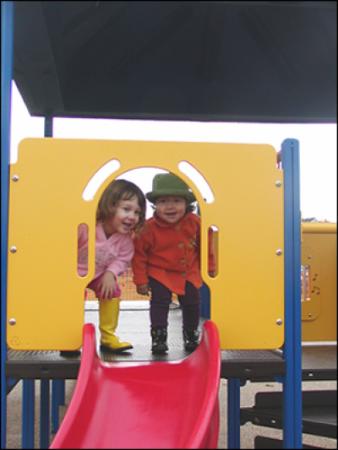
top-left (151, 327), bottom-right (168, 354)
top-left (183, 329), bottom-right (200, 352)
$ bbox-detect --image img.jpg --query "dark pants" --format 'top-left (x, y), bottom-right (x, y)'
top-left (149, 277), bottom-right (200, 330)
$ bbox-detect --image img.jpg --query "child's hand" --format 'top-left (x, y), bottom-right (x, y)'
top-left (99, 271), bottom-right (116, 299)
top-left (137, 284), bottom-right (149, 296)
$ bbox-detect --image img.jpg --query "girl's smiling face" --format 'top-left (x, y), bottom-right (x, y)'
top-left (155, 196), bottom-right (187, 224)
top-left (103, 196), bottom-right (141, 237)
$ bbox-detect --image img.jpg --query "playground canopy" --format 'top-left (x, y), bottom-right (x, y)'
top-left (13, 1), bottom-right (336, 123)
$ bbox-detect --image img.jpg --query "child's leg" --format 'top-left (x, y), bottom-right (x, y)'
top-left (148, 277), bottom-right (171, 354)
top-left (148, 277), bottom-right (172, 327)
top-left (178, 281), bottom-right (201, 330)
top-left (98, 298), bottom-right (133, 353)
top-left (178, 282), bottom-right (201, 352)
top-left (88, 276), bottom-right (132, 353)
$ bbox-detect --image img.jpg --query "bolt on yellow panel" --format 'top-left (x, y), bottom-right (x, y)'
top-left (7, 138), bottom-right (284, 350)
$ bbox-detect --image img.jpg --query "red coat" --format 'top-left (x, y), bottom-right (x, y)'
top-left (132, 212), bottom-right (215, 295)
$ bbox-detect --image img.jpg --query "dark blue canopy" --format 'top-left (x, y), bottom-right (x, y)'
top-left (13, 1), bottom-right (336, 122)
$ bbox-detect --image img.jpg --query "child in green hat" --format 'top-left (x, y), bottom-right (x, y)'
top-left (132, 173), bottom-right (215, 354)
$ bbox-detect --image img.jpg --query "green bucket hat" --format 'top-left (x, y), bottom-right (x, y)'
top-left (146, 173), bottom-right (196, 204)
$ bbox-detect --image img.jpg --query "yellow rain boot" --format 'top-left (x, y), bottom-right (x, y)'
top-left (99, 298), bottom-right (133, 353)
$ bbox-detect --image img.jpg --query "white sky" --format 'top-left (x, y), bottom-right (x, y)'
top-left (10, 81), bottom-right (337, 222)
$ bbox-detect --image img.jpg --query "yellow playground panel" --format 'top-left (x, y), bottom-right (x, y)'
top-left (301, 222), bottom-right (337, 342)
top-left (7, 138), bottom-right (284, 351)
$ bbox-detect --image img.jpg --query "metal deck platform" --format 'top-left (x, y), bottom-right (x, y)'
top-left (6, 303), bottom-right (337, 382)
top-left (6, 303), bottom-right (186, 379)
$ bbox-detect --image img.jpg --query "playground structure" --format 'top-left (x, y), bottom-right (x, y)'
top-left (6, 138), bottom-right (284, 352)
top-left (2, 2), bottom-right (336, 449)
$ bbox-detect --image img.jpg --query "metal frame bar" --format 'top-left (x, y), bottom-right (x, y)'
top-left (22, 380), bottom-right (35, 448)
top-left (200, 283), bottom-right (211, 319)
top-left (51, 380), bottom-right (65, 434)
top-left (281, 138), bottom-right (302, 448)
top-left (227, 378), bottom-right (241, 448)
top-left (1, 2), bottom-right (14, 448)
top-left (40, 380), bottom-right (50, 448)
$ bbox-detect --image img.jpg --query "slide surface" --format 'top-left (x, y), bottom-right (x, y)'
top-left (50, 321), bottom-right (220, 449)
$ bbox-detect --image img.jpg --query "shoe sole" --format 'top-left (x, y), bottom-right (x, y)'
top-left (100, 344), bottom-right (133, 354)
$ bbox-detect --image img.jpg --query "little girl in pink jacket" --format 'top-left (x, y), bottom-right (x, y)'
top-left (63, 179), bottom-right (146, 356)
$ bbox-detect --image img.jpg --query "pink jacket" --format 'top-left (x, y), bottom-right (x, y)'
top-left (77, 222), bottom-right (134, 288)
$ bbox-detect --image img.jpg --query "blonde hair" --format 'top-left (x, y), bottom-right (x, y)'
top-left (96, 179), bottom-right (146, 231)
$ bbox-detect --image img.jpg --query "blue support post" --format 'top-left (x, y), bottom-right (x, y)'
top-left (1, 2), bottom-right (14, 449)
top-left (44, 116), bottom-right (53, 138)
top-left (51, 380), bottom-right (65, 433)
top-left (281, 139), bottom-right (302, 448)
top-left (59, 379), bottom-right (65, 406)
top-left (40, 380), bottom-right (50, 449)
top-left (200, 283), bottom-right (210, 319)
top-left (22, 380), bottom-right (35, 449)
top-left (227, 378), bottom-right (241, 449)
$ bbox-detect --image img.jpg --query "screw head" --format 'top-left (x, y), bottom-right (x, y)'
top-left (9, 318), bottom-right (16, 326)
top-left (10, 246), bottom-right (17, 253)
top-left (12, 174), bottom-right (19, 182)
top-left (276, 318), bottom-right (283, 326)
top-left (275, 180), bottom-right (282, 187)
top-left (276, 249), bottom-right (283, 256)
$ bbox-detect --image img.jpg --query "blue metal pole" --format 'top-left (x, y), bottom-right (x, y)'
top-left (44, 116), bottom-right (53, 138)
top-left (281, 139), bottom-right (302, 448)
top-left (40, 380), bottom-right (50, 449)
top-left (227, 378), bottom-right (241, 449)
top-left (59, 380), bottom-right (65, 406)
top-left (1, 2), bottom-right (14, 449)
top-left (200, 283), bottom-right (210, 319)
top-left (22, 380), bottom-right (35, 448)
top-left (52, 380), bottom-right (65, 433)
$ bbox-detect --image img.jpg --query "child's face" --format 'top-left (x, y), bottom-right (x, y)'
top-left (155, 196), bottom-right (187, 224)
top-left (105, 196), bottom-right (141, 235)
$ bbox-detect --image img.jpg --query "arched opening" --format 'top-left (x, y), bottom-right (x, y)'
top-left (81, 165), bottom-right (218, 330)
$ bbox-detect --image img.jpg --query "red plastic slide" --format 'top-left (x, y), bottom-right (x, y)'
top-left (50, 321), bottom-right (220, 449)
